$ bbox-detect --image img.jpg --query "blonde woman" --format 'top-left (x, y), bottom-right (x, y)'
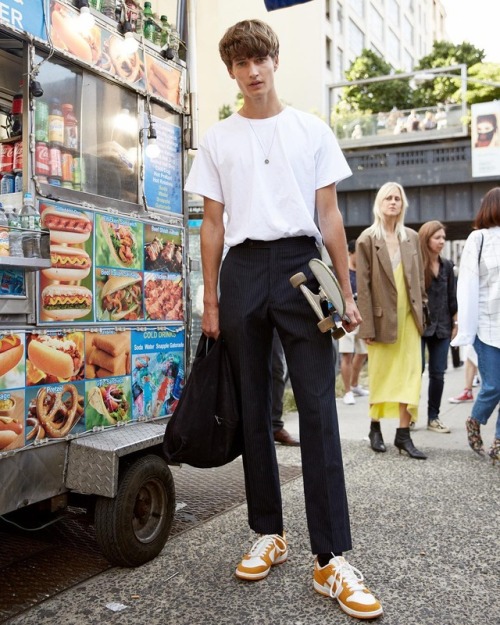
top-left (357, 182), bottom-right (427, 459)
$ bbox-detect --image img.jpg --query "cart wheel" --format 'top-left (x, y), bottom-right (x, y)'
top-left (318, 317), bottom-right (335, 333)
top-left (289, 272), bottom-right (307, 288)
top-left (94, 454), bottom-right (175, 567)
top-left (332, 326), bottom-right (346, 340)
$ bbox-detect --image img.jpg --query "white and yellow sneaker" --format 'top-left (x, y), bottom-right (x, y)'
top-left (235, 533), bottom-right (288, 581)
top-left (314, 556), bottom-right (383, 620)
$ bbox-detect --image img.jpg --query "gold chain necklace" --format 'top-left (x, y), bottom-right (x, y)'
top-left (247, 116), bottom-right (279, 164)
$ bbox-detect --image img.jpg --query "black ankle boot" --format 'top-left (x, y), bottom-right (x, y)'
top-left (394, 427), bottom-right (427, 459)
top-left (369, 421), bottom-right (386, 453)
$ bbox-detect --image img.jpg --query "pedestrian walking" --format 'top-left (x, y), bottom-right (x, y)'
top-left (356, 182), bottom-right (427, 459)
top-left (452, 187), bottom-right (500, 464)
top-left (418, 220), bottom-right (457, 433)
top-left (271, 330), bottom-right (299, 446)
top-left (185, 19), bottom-right (382, 620)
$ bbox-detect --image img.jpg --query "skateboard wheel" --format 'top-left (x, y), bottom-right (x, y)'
top-left (318, 317), bottom-right (335, 333)
top-left (332, 326), bottom-right (345, 340)
top-left (290, 272), bottom-right (307, 288)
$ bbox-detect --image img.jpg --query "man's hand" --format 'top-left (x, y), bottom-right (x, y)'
top-left (201, 302), bottom-right (220, 339)
top-left (342, 298), bottom-right (362, 334)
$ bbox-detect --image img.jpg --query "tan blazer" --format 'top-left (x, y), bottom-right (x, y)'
top-left (356, 227), bottom-right (426, 343)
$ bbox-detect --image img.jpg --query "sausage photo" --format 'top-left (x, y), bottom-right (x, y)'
top-left (41, 284), bottom-right (92, 321)
top-left (0, 335), bottom-right (24, 378)
top-left (41, 207), bottom-right (92, 244)
top-left (28, 334), bottom-right (82, 380)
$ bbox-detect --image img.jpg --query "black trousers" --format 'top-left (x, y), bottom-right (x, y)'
top-left (219, 237), bottom-right (352, 554)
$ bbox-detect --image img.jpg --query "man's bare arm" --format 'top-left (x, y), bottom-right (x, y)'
top-left (200, 197), bottom-right (225, 338)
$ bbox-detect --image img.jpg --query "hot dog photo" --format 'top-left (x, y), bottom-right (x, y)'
top-left (26, 331), bottom-right (85, 386)
top-left (39, 203), bottom-right (94, 324)
top-left (0, 333), bottom-right (25, 391)
top-left (0, 390), bottom-right (25, 452)
top-left (95, 213), bottom-right (143, 271)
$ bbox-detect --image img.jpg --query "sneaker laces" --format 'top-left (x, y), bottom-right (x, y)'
top-left (247, 534), bottom-right (286, 558)
top-left (327, 558), bottom-right (366, 599)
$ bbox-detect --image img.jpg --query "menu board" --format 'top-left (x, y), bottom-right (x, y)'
top-left (37, 201), bottom-right (184, 325)
top-left (0, 327), bottom-right (184, 453)
top-left (1, 0), bottom-right (48, 41)
top-left (144, 115), bottom-right (182, 213)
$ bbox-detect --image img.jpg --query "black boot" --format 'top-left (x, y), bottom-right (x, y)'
top-left (394, 427), bottom-right (427, 459)
top-left (369, 421), bottom-right (386, 453)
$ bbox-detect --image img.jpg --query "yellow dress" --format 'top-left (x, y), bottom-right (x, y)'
top-left (367, 255), bottom-right (422, 421)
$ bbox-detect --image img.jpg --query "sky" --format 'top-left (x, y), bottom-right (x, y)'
top-left (441, 0), bottom-right (500, 62)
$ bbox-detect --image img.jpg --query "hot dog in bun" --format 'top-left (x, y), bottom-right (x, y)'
top-left (101, 275), bottom-right (142, 321)
top-left (42, 284), bottom-right (92, 321)
top-left (0, 335), bottom-right (24, 377)
top-left (42, 245), bottom-right (91, 281)
top-left (41, 207), bottom-right (92, 244)
top-left (28, 334), bottom-right (82, 380)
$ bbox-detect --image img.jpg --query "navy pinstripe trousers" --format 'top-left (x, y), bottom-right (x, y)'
top-left (219, 236), bottom-right (352, 554)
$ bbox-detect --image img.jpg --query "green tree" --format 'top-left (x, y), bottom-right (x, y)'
top-left (411, 40), bottom-right (487, 107)
top-left (340, 49), bottom-right (413, 113)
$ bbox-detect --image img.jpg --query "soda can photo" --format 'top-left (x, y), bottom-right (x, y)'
top-left (35, 142), bottom-right (50, 176)
top-left (49, 145), bottom-right (62, 178)
top-left (0, 142), bottom-right (14, 173)
top-left (13, 141), bottom-right (23, 172)
top-left (61, 151), bottom-right (73, 182)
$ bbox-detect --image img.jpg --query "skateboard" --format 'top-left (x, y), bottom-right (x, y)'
top-left (290, 258), bottom-right (350, 339)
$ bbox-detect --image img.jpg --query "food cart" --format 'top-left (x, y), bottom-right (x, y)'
top-left (0, 0), bottom-right (196, 567)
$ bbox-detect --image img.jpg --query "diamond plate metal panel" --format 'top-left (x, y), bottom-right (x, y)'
top-left (65, 422), bottom-right (167, 497)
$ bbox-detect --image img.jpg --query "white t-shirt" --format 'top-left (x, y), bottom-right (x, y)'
top-left (185, 106), bottom-right (352, 247)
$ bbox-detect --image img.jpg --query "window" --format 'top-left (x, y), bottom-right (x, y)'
top-left (403, 49), bottom-right (414, 71)
top-left (369, 3), bottom-right (384, 41)
top-left (388, 0), bottom-right (400, 26)
top-left (325, 0), bottom-right (331, 21)
top-left (387, 28), bottom-right (400, 64)
top-left (335, 3), bottom-right (343, 35)
top-left (334, 47), bottom-right (344, 83)
top-left (351, 0), bottom-right (364, 18)
top-left (403, 16), bottom-right (413, 45)
top-left (35, 56), bottom-right (139, 204)
top-left (326, 36), bottom-right (332, 69)
top-left (349, 19), bottom-right (365, 57)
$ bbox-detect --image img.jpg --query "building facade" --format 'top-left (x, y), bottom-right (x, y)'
top-left (194, 0), bottom-right (447, 136)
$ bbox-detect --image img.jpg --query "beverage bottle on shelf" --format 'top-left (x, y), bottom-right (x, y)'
top-left (14, 172), bottom-right (22, 193)
top-left (126, 0), bottom-right (142, 33)
top-left (5, 204), bottom-right (23, 257)
top-left (62, 103), bottom-right (79, 151)
top-left (0, 203), bottom-right (10, 256)
top-left (101, 0), bottom-right (117, 20)
top-left (89, 0), bottom-right (102, 9)
top-left (10, 84), bottom-right (23, 137)
top-left (152, 13), bottom-right (162, 46)
top-left (20, 192), bottom-right (41, 258)
top-left (48, 98), bottom-right (64, 147)
top-left (160, 15), bottom-right (170, 47)
top-left (143, 2), bottom-right (155, 41)
top-left (35, 100), bottom-right (49, 143)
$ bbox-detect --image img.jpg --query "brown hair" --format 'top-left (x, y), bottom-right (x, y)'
top-left (219, 20), bottom-right (279, 70)
top-left (474, 187), bottom-right (500, 229)
top-left (418, 220), bottom-right (446, 290)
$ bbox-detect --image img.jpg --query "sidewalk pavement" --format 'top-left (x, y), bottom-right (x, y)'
top-left (8, 364), bottom-right (499, 625)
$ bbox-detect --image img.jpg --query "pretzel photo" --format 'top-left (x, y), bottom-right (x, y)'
top-left (35, 384), bottom-right (82, 439)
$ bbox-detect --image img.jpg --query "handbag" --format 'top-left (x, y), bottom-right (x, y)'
top-left (162, 334), bottom-right (242, 468)
top-left (422, 302), bottom-right (431, 329)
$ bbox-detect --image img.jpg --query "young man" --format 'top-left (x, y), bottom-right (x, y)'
top-left (185, 20), bottom-right (382, 620)
top-left (339, 240), bottom-right (369, 405)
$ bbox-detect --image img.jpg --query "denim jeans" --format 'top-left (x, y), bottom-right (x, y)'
top-left (472, 337), bottom-right (500, 440)
top-left (422, 335), bottom-right (450, 422)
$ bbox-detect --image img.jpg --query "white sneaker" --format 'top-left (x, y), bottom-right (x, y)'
top-left (235, 534), bottom-right (288, 580)
top-left (427, 419), bottom-right (451, 433)
top-left (351, 385), bottom-right (369, 397)
top-left (343, 391), bottom-right (356, 405)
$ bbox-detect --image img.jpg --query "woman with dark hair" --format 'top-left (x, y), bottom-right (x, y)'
top-left (474, 114), bottom-right (499, 148)
top-left (452, 187), bottom-right (500, 464)
top-left (357, 182), bottom-right (427, 459)
top-left (418, 221), bottom-right (457, 433)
